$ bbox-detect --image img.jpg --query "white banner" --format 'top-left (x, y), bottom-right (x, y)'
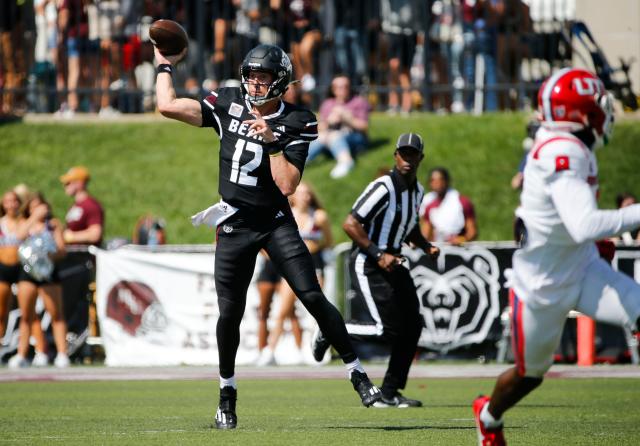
top-left (95, 248), bottom-right (322, 366)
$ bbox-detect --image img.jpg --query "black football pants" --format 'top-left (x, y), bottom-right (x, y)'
top-left (214, 212), bottom-right (357, 379)
top-left (348, 253), bottom-right (422, 395)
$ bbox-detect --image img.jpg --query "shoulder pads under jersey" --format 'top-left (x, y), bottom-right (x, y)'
top-left (528, 134), bottom-right (591, 180)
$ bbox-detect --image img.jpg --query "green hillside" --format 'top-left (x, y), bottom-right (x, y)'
top-left (2, 114), bottom-right (639, 244)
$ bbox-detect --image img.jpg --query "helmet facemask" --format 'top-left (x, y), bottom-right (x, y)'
top-left (239, 44), bottom-right (292, 106)
top-left (597, 92), bottom-right (615, 146)
top-left (241, 69), bottom-right (280, 106)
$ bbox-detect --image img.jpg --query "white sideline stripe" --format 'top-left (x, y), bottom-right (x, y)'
top-left (0, 364), bottom-right (638, 382)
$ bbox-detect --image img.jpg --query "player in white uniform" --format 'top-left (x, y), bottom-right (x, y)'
top-left (473, 68), bottom-right (640, 446)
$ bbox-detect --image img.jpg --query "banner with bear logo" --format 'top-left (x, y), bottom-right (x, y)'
top-left (405, 245), bottom-right (503, 352)
top-left (345, 243), bottom-right (640, 357)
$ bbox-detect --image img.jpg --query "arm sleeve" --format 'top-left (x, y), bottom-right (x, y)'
top-left (277, 109), bottom-right (318, 175)
top-left (282, 142), bottom-right (308, 176)
top-left (550, 175), bottom-right (640, 243)
top-left (84, 202), bottom-right (104, 227)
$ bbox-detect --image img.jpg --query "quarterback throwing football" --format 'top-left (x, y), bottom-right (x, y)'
top-left (473, 68), bottom-right (640, 445)
top-left (154, 44), bottom-right (381, 429)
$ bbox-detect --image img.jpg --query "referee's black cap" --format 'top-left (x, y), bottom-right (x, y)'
top-left (396, 133), bottom-right (424, 153)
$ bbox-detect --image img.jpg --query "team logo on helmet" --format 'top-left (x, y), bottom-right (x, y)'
top-left (405, 246), bottom-right (501, 352)
top-left (280, 51), bottom-right (292, 73)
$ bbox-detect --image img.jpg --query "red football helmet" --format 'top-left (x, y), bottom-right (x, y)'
top-left (538, 68), bottom-right (614, 145)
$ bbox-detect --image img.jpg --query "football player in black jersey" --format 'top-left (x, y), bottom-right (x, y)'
top-left (154, 44), bottom-right (381, 429)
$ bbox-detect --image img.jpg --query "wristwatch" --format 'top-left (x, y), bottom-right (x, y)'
top-left (365, 243), bottom-right (384, 261)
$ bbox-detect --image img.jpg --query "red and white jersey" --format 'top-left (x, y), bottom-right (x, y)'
top-left (510, 126), bottom-right (640, 306)
top-left (420, 188), bottom-right (475, 242)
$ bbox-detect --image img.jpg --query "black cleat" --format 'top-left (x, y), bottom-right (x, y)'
top-left (373, 391), bottom-right (423, 408)
top-left (350, 370), bottom-right (382, 407)
top-left (311, 328), bottom-right (330, 362)
top-left (215, 386), bottom-right (237, 429)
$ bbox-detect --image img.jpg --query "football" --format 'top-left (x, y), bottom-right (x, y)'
top-left (149, 19), bottom-right (188, 57)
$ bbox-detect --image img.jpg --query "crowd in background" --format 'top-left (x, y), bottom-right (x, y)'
top-left (3, 144), bottom-right (639, 367)
top-left (0, 0), bottom-right (578, 116)
top-left (3, 0), bottom-right (637, 368)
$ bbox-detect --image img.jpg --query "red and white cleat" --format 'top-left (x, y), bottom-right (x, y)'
top-left (473, 395), bottom-right (506, 446)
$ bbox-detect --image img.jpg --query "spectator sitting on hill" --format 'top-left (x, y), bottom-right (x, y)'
top-left (306, 74), bottom-right (369, 179)
top-left (133, 214), bottom-right (166, 246)
top-left (420, 167), bottom-right (477, 245)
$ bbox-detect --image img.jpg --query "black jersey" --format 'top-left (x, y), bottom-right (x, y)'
top-left (200, 87), bottom-right (318, 210)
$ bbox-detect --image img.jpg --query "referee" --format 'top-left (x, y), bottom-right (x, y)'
top-left (313, 133), bottom-right (439, 407)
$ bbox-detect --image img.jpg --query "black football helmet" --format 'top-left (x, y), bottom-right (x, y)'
top-left (240, 44), bottom-right (292, 105)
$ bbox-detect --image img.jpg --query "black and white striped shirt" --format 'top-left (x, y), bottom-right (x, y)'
top-left (351, 169), bottom-right (424, 253)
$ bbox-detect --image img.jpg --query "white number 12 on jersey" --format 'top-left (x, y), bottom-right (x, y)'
top-left (230, 139), bottom-right (263, 186)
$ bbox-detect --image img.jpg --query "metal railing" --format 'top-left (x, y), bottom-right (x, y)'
top-left (0, 1), bottom-right (588, 115)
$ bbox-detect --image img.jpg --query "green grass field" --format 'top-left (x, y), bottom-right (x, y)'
top-left (2, 376), bottom-right (639, 445)
top-left (2, 114), bottom-right (640, 244)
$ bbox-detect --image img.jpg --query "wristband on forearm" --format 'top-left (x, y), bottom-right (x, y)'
top-left (265, 140), bottom-right (282, 156)
top-left (364, 243), bottom-right (384, 261)
top-left (157, 64), bottom-right (173, 76)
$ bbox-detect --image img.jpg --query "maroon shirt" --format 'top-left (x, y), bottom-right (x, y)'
top-left (65, 196), bottom-right (104, 245)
